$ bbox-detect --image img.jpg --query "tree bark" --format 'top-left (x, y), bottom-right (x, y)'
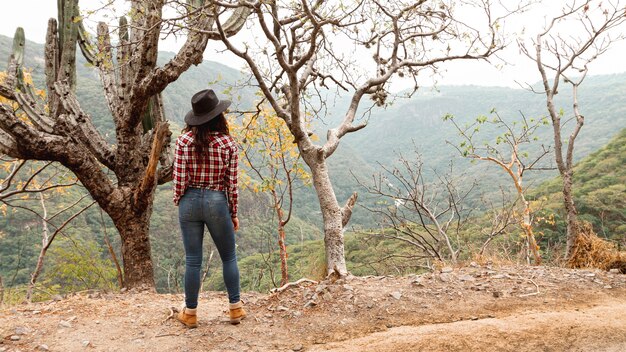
top-left (305, 154), bottom-right (348, 278)
top-left (562, 170), bottom-right (578, 257)
top-left (114, 207), bottom-right (156, 289)
top-left (277, 222), bottom-right (289, 286)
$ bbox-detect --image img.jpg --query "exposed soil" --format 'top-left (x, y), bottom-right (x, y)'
top-left (1, 264), bottom-right (625, 351)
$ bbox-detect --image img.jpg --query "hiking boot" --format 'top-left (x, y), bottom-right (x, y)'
top-left (176, 307), bottom-right (198, 328)
top-left (229, 301), bottom-right (247, 325)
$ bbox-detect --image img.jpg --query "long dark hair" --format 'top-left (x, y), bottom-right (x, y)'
top-left (183, 113), bottom-right (230, 155)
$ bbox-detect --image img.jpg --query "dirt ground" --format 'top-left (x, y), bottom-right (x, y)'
top-left (1, 264), bottom-right (625, 351)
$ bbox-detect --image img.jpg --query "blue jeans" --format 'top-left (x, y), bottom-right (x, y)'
top-left (178, 188), bottom-right (240, 308)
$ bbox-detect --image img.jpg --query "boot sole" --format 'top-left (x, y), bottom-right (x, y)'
top-left (230, 315), bottom-right (246, 325)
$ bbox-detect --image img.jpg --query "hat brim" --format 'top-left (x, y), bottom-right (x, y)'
top-left (184, 100), bottom-right (231, 126)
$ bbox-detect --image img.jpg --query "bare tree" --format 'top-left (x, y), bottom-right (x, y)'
top-left (210, 0), bottom-right (523, 277)
top-left (520, 0), bottom-right (626, 258)
top-left (359, 151), bottom-right (474, 264)
top-left (0, 156), bottom-right (102, 300)
top-left (476, 188), bottom-right (519, 258)
top-left (0, 0), bottom-right (250, 288)
top-left (445, 110), bottom-right (553, 264)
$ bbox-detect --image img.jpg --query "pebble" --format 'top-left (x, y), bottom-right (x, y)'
top-left (390, 292), bottom-right (402, 300)
top-left (82, 340), bottom-right (91, 347)
top-left (584, 273), bottom-right (596, 277)
top-left (441, 267), bottom-right (454, 273)
top-left (15, 326), bottom-right (30, 335)
top-left (604, 285), bottom-right (613, 289)
top-left (38, 345), bottom-right (50, 351)
top-left (277, 306), bottom-right (289, 312)
top-left (59, 320), bottom-right (72, 328)
top-left (10, 335), bottom-right (21, 341)
top-left (343, 285), bottom-right (354, 291)
top-left (492, 274), bottom-right (505, 279)
top-left (459, 275), bottom-right (475, 282)
top-left (412, 277), bottom-right (425, 286)
top-left (470, 261), bottom-right (479, 267)
top-left (304, 300), bottom-right (317, 308)
top-left (492, 291), bottom-right (503, 298)
top-left (439, 273), bottom-right (453, 282)
top-left (292, 344), bottom-right (304, 351)
top-left (609, 269), bottom-right (620, 274)
top-left (52, 294), bottom-right (64, 301)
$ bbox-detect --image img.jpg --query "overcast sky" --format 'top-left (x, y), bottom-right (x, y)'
top-left (1, 1), bottom-right (625, 90)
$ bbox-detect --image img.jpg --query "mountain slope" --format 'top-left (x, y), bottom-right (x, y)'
top-left (532, 127), bottom-right (626, 245)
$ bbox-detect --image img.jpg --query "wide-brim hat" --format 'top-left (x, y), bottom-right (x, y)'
top-left (184, 89), bottom-right (231, 126)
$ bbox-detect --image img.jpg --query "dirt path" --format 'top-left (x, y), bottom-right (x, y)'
top-left (1, 265), bottom-right (625, 351)
top-left (311, 300), bottom-right (626, 352)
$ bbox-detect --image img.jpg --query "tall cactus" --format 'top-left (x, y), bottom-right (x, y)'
top-left (1, 0), bottom-right (252, 290)
top-left (6, 27), bottom-right (25, 90)
top-left (56, 0), bottom-right (79, 89)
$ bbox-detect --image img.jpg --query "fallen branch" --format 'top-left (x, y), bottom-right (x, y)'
top-left (163, 306), bottom-right (178, 323)
top-left (270, 278), bottom-right (318, 294)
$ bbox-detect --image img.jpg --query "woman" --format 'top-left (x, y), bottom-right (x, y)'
top-left (173, 89), bottom-right (245, 327)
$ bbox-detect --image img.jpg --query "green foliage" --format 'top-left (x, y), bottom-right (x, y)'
top-left (2, 32), bottom-right (625, 296)
top-left (45, 237), bottom-right (118, 292)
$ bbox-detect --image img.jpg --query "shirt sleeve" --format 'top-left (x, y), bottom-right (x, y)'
top-left (225, 142), bottom-right (239, 218)
top-left (172, 138), bottom-right (187, 206)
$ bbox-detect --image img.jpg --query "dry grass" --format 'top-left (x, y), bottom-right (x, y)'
top-left (567, 222), bottom-right (626, 273)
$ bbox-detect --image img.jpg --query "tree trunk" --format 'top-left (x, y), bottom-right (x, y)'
top-left (114, 207), bottom-right (156, 289)
top-left (305, 155), bottom-right (348, 278)
top-left (27, 193), bottom-right (50, 302)
top-left (277, 222), bottom-right (289, 286)
top-left (562, 171), bottom-right (578, 258)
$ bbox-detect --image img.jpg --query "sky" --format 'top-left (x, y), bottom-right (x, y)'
top-left (1, 1), bottom-right (625, 90)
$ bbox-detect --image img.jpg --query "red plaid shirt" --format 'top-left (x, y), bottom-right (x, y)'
top-left (172, 131), bottom-right (239, 218)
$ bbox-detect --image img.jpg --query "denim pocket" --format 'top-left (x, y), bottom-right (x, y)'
top-left (178, 193), bottom-right (196, 220)
top-left (206, 192), bottom-right (230, 221)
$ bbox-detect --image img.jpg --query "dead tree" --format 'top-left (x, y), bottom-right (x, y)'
top-left (520, 0), bottom-right (626, 258)
top-left (359, 151), bottom-right (473, 265)
top-left (209, 0), bottom-right (524, 277)
top-left (0, 0), bottom-right (250, 288)
top-left (445, 111), bottom-right (553, 264)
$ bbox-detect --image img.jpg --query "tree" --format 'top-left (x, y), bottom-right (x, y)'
top-left (233, 106), bottom-right (312, 286)
top-left (445, 111), bottom-right (552, 264)
top-left (211, 0), bottom-right (523, 277)
top-left (0, 0), bottom-right (250, 288)
top-left (520, 0), bottom-right (626, 258)
top-left (359, 150), bottom-right (473, 265)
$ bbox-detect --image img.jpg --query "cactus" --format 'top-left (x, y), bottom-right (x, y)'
top-left (7, 27), bottom-right (25, 90)
top-left (10, 27), bottom-right (25, 68)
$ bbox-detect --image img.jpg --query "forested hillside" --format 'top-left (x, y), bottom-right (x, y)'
top-left (231, 127), bottom-right (626, 292)
top-left (1, 33), bottom-right (625, 297)
top-left (532, 127), bottom-right (626, 248)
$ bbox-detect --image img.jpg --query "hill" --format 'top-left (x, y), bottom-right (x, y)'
top-left (2, 32), bottom-right (626, 294)
top-left (532, 127), bottom-right (626, 246)
top-left (1, 265), bottom-right (625, 351)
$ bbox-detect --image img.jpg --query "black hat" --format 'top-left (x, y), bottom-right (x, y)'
top-left (184, 89), bottom-right (231, 126)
